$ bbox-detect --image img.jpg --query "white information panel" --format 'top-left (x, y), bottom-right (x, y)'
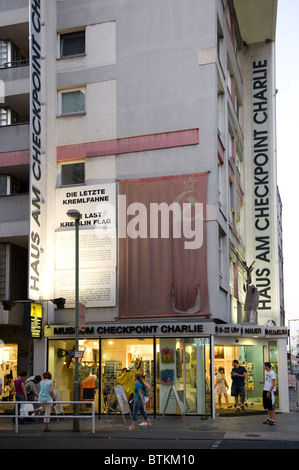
top-left (55, 184), bottom-right (116, 307)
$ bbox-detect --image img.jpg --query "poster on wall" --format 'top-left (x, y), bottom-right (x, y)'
top-left (118, 172), bottom-right (209, 318)
top-left (55, 183), bottom-right (116, 307)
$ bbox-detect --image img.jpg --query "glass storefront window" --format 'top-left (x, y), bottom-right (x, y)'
top-left (48, 337), bottom-right (282, 416)
top-left (101, 337), bottom-right (211, 416)
top-left (157, 338), bottom-right (211, 415)
top-left (214, 344), bottom-right (265, 411)
top-left (49, 336), bottom-right (212, 416)
top-left (48, 339), bottom-right (99, 413)
top-left (101, 338), bottom-right (154, 415)
top-left (0, 343), bottom-right (18, 404)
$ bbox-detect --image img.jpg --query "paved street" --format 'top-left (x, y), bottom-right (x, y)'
top-left (0, 388), bottom-right (298, 456)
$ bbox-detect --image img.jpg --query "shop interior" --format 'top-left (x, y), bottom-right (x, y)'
top-left (214, 343), bottom-right (278, 415)
top-left (48, 339), bottom-right (100, 413)
top-left (48, 337), bottom-right (212, 416)
top-left (102, 337), bottom-right (211, 416)
top-left (0, 343), bottom-right (18, 405)
top-left (48, 338), bottom-right (278, 417)
top-left (2, 339), bottom-right (279, 417)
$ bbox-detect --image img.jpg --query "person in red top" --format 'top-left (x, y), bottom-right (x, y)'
top-left (14, 371), bottom-right (28, 400)
top-left (14, 371), bottom-right (28, 423)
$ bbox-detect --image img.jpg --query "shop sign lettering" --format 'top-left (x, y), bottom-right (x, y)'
top-left (47, 324), bottom-right (289, 339)
top-left (251, 56), bottom-right (277, 318)
top-left (265, 328), bottom-right (288, 337)
top-left (48, 322), bottom-right (215, 337)
top-left (215, 324), bottom-right (289, 338)
top-left (29, 0), bottom-right (43, 301)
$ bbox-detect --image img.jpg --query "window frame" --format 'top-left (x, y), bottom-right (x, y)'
top-left (58, 30), bottom-right (86, 59)
top-left (58, 87), bottom-right (86, 116)
top-left (60, 161), bottom-right (85, 187)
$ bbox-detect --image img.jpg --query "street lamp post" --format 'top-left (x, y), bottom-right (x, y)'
top-left (67, 209), bottom-right (82, 432)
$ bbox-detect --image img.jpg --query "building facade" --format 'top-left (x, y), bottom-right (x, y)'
top-left (0, 0), bottom-right (287, 418)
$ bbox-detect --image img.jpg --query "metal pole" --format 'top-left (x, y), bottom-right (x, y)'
top-left (73, 217), bottom-right (80, 431)
top-left (67, 209), bottom-right (82, 432)
top-left (289, 320), bottom-right (292, 373)
top-left (288, 319), bottom-right (299, 374)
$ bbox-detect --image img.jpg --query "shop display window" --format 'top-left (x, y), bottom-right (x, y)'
top-left (49, 336), bottom-right (212, 416)
top-left (158, 338), bottom-right (211, 415)
top-left (101, 338), bottom-right (154, 415)
top-left (0, 343), bottom-right (18, 404)
top-left (214, 344), bottom-right (266, 411)
top-left (48, 339), bottom-right (99, 413)
top-left (102, 337), bottom-right (211, 416)
top-left (49, 338), bottom-right (280, 415)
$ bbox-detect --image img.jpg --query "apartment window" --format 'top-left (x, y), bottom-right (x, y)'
top-left (60, 30), bottom-right (85, 58)
top-left (218, 231), bottom-right (225, 278)
top-left (229, 261), bottom-right (235, 296)
top-left (0, 41), bottom-right (8, 67)
top-left (0, 107), bottom-right (22, 125)
top-left (217, 18), bottom-right (224, 64)
top-left (218, 158), bottom-right (226, 211)
top-left (0, 108), bottom-right (7, 126)
top-left (61, 163), bottom-right (85, 186)
top-left (229, 182), bottom-right (235, 213)
top-left (59, 88), bottom-right (85, 115)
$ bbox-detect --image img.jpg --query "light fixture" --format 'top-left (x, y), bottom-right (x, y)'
top-left (51, 297), bottom-right (66, 309)
top-left (1, 300), bottom-right (15, 311)
top-left (67, 209), bottom-right (82, 221)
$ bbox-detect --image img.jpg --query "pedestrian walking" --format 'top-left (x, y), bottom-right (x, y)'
top-left (261, 362), bottom-right (276, 425)
top-left (28, 371), bottom-right (56, 432)
top-left (127, 374), bottom-right (151, 430)
top-left (139, 374), bottom-right (151, 426)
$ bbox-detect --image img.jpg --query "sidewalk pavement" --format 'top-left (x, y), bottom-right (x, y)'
top-left (0, 388), bottom-right (298, 443)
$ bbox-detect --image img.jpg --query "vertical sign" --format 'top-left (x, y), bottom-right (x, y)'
top-left (79, 303), bottom-right (86, 331)
top-left (24, 302), bottom-right (43, 338)
top-left (30, 303), bottom-right (43, 338)
top-left (28, 0), bottom-right (42, 300)
top-left (251, 54), bottom-right (275, 318)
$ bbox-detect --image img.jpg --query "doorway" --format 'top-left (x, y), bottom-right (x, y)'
top-left (214, 344), bottom-right (265, 414)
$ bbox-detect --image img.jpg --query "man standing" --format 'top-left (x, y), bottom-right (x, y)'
top-left (262, 362), bottom-right (276, 425)
top-left (231, 359), bottom-right (247, 411)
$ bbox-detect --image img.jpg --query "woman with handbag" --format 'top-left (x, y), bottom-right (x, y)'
top-left (127, 374), bottom-right (151, 430)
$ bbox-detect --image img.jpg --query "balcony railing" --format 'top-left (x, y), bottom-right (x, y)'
top-left (0, 59), bottom-right (30, 69)
top-left (0, 122), bottom-right (29, 152)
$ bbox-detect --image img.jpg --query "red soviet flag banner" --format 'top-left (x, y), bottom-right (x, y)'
top-left (118, 172), bottom-right (209, 318)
